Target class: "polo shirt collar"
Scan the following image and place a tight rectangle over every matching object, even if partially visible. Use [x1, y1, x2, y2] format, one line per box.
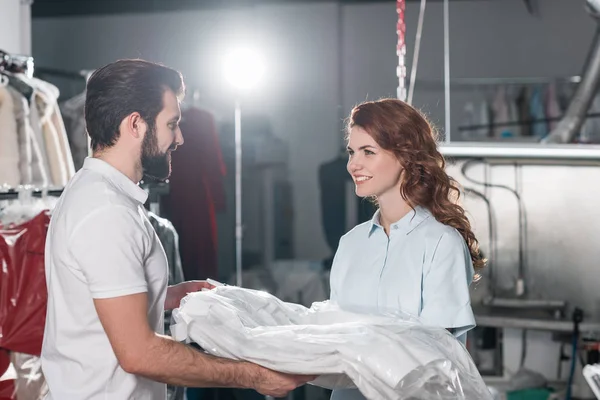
[368, 205, 432, 236]
[82, 157, 148, 204]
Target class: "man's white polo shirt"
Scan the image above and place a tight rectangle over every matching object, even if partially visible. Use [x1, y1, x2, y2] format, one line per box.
[41, 157, 169, 399]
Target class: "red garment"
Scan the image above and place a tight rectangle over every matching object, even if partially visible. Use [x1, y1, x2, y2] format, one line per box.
[0, 212, 50, 357]
[0, 381, 15, 400]
[164, 108, 226, 280]
[0, 348, 14, 400]
[0, 373, 15, 400]
[0, 349, 9, 378]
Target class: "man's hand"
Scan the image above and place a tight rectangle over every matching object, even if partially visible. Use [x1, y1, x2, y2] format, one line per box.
[252, 366, 316, 398]
[165, 281, 215, 310]
[94, 290, 316, 390]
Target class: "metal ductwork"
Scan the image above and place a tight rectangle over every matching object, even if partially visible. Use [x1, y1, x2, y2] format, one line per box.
[543, 0, 600, 143]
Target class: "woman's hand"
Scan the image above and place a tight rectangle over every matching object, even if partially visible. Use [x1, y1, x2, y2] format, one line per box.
[164, 280, 215, 310]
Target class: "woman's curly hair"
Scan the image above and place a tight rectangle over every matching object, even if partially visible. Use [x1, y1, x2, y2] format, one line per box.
[348, 98, 485, 275]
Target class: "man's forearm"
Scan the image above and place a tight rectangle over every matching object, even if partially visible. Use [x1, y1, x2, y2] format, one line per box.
[127, 334, 258, 388]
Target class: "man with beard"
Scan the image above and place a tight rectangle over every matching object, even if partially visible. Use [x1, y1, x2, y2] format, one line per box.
[41, 59, 314, 399]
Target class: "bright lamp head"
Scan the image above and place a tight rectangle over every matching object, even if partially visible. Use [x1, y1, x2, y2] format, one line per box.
[223, 48, 265, 91]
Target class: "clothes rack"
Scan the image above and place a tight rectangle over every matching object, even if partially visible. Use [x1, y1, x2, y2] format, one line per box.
[1, 51, 79, 187]
[0, 49, 34, 76]
[459, 112, 600, 132]
[35, 66, 91, 81]
[449, 76, 581, 86]
[0, 188, 64, 201]
[413, 75, 581, 92]
[0, 182, 169, 204]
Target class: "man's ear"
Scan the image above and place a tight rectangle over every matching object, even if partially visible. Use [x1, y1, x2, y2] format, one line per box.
[126, 112, 147, 140]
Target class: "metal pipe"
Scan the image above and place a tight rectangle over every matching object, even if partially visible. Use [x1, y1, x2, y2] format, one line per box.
[407, 0, 427, 105]
[440, 142, 600, 163]
[543, 0, 600, 143]
[337, 1, 345, 145]
[443, 0, 451, 142]
[235, 100, 243, 287]
[262, 169, 274, 271]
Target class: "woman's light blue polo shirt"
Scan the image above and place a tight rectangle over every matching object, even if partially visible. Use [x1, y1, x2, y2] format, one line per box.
[329, 206, 476, 400]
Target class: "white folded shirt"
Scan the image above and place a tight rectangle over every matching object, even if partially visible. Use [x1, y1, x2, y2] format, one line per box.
[171, 286, 491, 400]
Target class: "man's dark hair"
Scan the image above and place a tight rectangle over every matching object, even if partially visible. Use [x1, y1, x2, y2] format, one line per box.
[85, 59, 185, 152]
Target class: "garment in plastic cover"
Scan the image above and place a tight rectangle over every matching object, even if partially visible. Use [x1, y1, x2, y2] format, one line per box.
[0, 211, 50, 356]
[9, 352, 48, 400]
[171, 286, 492, 400]
[0, 348, 15, 400]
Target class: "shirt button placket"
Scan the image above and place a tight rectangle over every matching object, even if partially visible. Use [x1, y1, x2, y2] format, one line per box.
[377, 231, 391, 308]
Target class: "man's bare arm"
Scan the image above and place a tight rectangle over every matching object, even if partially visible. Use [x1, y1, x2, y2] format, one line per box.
[94, 293, 312, 397]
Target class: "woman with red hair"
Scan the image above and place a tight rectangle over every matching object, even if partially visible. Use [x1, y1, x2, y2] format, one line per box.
[329, 99, 485, 400]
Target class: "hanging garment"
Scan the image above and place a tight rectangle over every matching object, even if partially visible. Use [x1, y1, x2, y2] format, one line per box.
[9, 352, 48, 400]
[148, 212, 185, 288]
[545, 82, 562, 132]
[60, 92, 89, 171]
[38, 79, 74, 175]
[8, 85, 33, 185]
[508, 89, 522, 137]
[171, 286, 492, 400]
[0, 348, 17, 400]
[319, 156, 376, 262]
[148, 212, 186, 400]
[5, 77, 51, 187]
[163, 107, 226, 281]
[491, 86, 512, 138]
[558, 81, 576, 113]
[478, 99, 492, 138]
[516, 87, 531, 137]
[35, 89, 65, 186]
[25, 83, 51, 187]
[0, 211, 50, 357]
[31, 78, 75, 187]
[460, 102, 478, 141]
[529, 86, 548, 139]
[0, 349, 11, 381]
[147, 211, 185, 332]
[0, 348, 15, 400]
[579, 93, 600, 143]
[6, 73, 70, 187]
[0, 84, 20, 187]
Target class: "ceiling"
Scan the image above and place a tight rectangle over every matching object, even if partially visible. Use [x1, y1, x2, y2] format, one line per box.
[31, 0, 493, 18]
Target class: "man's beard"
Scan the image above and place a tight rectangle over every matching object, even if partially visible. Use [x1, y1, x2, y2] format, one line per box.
[141, 125, 173, 181]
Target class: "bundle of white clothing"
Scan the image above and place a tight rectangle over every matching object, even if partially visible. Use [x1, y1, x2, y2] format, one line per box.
[0, 75, 75, 188]
[171, 286, 492, 400]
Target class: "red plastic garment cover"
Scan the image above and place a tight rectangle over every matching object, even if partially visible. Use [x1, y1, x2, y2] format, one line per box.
[164, 108, 226, 281]
[0, 211, 50, 357]
[0, 348, 15, 400]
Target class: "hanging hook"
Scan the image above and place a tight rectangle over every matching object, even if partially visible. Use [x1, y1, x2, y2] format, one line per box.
[40, 184, 48, 202]
[17, 185, 34, 205]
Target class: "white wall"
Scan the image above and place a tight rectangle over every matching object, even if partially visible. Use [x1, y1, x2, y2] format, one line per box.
[0, 0, 31, 54]
[0, 0, 21, 53]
